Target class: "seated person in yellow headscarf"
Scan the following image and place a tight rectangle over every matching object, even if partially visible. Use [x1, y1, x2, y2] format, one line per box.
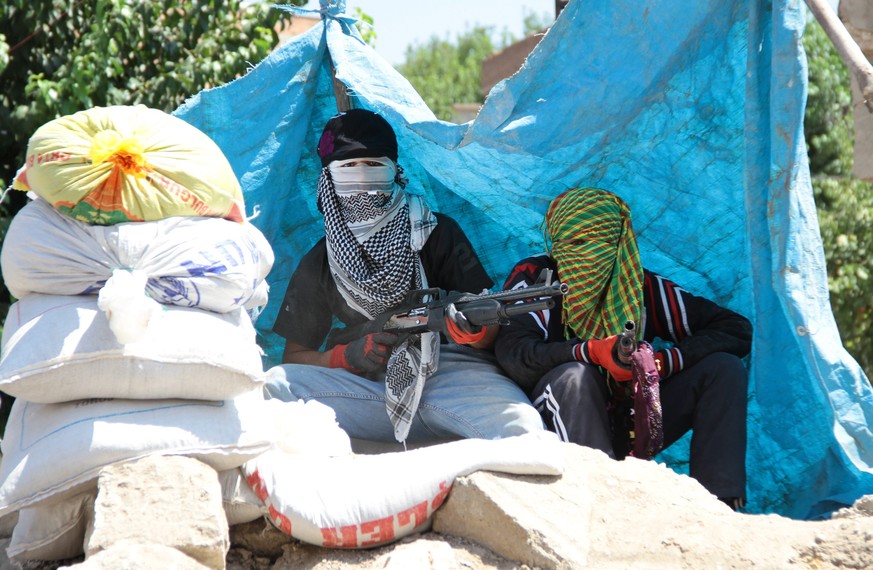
[494, 187, 752, 510]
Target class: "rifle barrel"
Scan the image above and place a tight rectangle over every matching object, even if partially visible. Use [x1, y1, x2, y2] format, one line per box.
[454, 283, 567, 305]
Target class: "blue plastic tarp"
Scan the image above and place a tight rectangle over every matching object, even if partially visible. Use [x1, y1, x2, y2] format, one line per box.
[174, 0, 873, 519]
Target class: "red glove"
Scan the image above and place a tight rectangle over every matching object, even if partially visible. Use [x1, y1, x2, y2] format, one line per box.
[576, 336, 633, 382]
[444, 303, 486, 345]
[329, 332, 401, 373]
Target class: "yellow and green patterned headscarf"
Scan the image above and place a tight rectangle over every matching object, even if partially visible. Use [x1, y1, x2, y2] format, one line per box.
[545, 187, 643, 340]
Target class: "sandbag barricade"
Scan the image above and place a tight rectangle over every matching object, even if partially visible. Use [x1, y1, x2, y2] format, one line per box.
[242, 428, 565, 549]
[0, 294, 265, 403]
[0, 394, 273, 516]
[0, 105, 277, 562]
[6, 490, 97, 562]
[11, 105, 245, 225]
[0, 394, 276, 564]
[2, 197, 272, 314]
[219, 468, 267, 527]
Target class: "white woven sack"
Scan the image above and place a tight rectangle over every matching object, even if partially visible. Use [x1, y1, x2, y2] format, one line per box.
[7, 489, 96, 562]
[219, 468, 266, 527]
[0, 293, 264, 403]
[0, 391, 273, 518]
[0, 197, 273, 314]
[242, 431, 565, 548]
[0, 510, 17, 539]
[220, 397, 354, 528]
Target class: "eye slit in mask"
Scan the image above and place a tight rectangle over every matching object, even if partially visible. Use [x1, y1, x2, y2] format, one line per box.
[339, 160, 385, 167]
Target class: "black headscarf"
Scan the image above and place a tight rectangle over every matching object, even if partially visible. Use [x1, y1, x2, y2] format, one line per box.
[317, 109, 398, 168]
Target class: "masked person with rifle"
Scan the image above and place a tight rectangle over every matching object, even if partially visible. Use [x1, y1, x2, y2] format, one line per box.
[266, 109, 544, 445]
[494, 187, 752, 510]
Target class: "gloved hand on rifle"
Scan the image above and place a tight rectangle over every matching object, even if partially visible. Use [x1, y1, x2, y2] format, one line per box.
[329, 332, 402, 374]
[573, 336, 633, 381]
[444, 303, 487, 345]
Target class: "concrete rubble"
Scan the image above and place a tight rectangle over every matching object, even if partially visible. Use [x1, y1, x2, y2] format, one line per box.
[1, 442, 873, 569]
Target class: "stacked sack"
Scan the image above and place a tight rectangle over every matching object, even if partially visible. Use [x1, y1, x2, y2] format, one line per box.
[0, 105, 277, 562]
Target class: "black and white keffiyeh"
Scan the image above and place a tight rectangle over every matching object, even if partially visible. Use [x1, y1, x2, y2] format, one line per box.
[318, 158, 438, 443]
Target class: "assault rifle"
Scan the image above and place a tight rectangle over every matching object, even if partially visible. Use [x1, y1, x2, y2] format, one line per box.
[327, 269, 568, 347]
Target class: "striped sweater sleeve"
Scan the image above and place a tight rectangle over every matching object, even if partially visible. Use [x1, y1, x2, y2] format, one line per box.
[642, 270, 752, 377]
[494, 256, 580, 393]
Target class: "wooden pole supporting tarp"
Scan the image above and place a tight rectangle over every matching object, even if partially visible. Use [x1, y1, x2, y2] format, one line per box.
[805, 0, 873, 113]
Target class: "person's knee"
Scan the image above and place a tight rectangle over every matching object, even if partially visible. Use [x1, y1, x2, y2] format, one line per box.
[705, 352, 747, 375]
[416, 399, 544, 440]
[693, 352, 748, 406]
[539, 362, 607, 409]
[263, 364, 304, 401]
[504, 402, 547, 436]
[543, 362, 603, 393]
[478, 404, 544, 439]
[701, 352, 747, 385]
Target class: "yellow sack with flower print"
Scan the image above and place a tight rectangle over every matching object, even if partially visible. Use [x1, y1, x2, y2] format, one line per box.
[12, 105, 245, 225]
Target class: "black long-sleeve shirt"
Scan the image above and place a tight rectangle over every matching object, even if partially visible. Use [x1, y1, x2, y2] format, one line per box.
[273, 213, 493, 350]
[494, 255, 753, 393]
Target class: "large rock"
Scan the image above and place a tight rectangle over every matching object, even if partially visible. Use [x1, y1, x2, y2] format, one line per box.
[11, 442, 873, 569]
[227, 529, 516, 570]
[63, 543, 208, 569]
[83, 455, 229, 569]
[433, 443, 873, 569]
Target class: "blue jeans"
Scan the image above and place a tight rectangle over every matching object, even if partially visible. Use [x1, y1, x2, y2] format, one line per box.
[264, 344, 544, 442]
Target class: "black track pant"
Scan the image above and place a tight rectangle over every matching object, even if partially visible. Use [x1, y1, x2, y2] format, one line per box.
[530, 352, 748, 501]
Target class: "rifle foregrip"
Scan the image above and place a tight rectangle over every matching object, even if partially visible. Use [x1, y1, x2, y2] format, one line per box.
[447, 283, 566, 306]
[481, 283, 567, 304]
[460, 298, 556, 326]
[501, 299, 555, 318]
[456, 299, 504, 326]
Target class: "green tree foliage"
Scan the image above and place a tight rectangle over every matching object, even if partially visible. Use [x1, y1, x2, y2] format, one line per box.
[398, 26, 508, 121]
[804, 18, 854, 175]
[395, 10, 550, 122]
[815, 177, 873, 375]
[803, 17, 873, 378]
[522, 11, 551, 36]
[0, 33, 8, 75]
[0, 0, 303, 195]
[352, 7, 376, 47]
